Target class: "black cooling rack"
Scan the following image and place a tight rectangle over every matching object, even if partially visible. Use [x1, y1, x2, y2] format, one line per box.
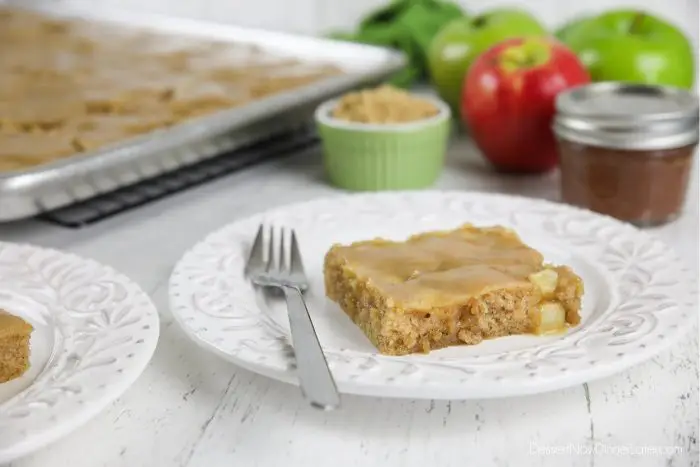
[39, 128, 318, 228]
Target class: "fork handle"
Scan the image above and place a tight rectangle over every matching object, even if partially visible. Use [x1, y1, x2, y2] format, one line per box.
[281, 285, 340, 410]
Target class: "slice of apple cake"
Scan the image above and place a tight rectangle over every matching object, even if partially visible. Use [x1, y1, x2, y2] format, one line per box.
[323, 224, 583, 356]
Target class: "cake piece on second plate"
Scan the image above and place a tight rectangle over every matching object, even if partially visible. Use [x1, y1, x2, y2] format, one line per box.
[323, 224, 584, 356]
[0, 309, 33, 383]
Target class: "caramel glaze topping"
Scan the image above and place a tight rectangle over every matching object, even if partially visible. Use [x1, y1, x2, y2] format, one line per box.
[327, 224, 545, 309]
[0, 7, 341, 172]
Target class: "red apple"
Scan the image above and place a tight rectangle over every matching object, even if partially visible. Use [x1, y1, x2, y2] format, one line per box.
[461, 37, 590, 173]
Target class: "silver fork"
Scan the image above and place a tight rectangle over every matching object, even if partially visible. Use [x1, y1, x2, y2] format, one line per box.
[244, 224, 340, 410]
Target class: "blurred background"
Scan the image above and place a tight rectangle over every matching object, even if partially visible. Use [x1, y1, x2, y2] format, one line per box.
[1, 0, 697, 225]
[52, 0, 699, 47]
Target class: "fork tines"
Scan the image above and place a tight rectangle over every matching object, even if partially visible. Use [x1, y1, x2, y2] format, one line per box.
[244, 224, 303, 276]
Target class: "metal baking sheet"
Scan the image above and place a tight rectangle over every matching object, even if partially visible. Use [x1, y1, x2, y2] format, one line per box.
[0, 2, 406, 222]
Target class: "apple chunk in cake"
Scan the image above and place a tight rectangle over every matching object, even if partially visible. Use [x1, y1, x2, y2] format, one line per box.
[323, 224, 584, 356]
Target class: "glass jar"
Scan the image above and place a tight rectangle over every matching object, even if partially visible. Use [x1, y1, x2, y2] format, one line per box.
[553, 82, 699, 226]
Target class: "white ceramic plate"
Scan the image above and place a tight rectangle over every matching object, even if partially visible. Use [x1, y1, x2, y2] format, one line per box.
[169, 191, 696, 400]
[0, 243, 159, 463]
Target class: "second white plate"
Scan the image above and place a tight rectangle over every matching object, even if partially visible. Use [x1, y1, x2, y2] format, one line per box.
[168, 191, 695, 400]
[0, 243, 160, 463]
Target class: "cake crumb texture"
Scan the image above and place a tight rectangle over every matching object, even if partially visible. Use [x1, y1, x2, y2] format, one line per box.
[0, 309, 33, 383]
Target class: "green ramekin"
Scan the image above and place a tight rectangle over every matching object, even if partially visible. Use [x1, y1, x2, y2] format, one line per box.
[314, 94, 451, 191]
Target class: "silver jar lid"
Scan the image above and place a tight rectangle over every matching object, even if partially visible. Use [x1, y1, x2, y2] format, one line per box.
[553, 82, 699, 151]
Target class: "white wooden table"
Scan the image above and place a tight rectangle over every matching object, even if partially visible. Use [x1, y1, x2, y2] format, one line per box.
[2, 137, 698, 467]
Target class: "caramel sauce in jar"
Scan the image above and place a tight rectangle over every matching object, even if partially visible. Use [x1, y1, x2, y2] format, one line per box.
[553, 83, 698, 226]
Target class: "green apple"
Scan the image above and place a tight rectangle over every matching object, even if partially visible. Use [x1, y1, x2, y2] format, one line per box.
[554, 16, 592, 43]
[558, 10, 695, 89]
[427, 8, 547, 113]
